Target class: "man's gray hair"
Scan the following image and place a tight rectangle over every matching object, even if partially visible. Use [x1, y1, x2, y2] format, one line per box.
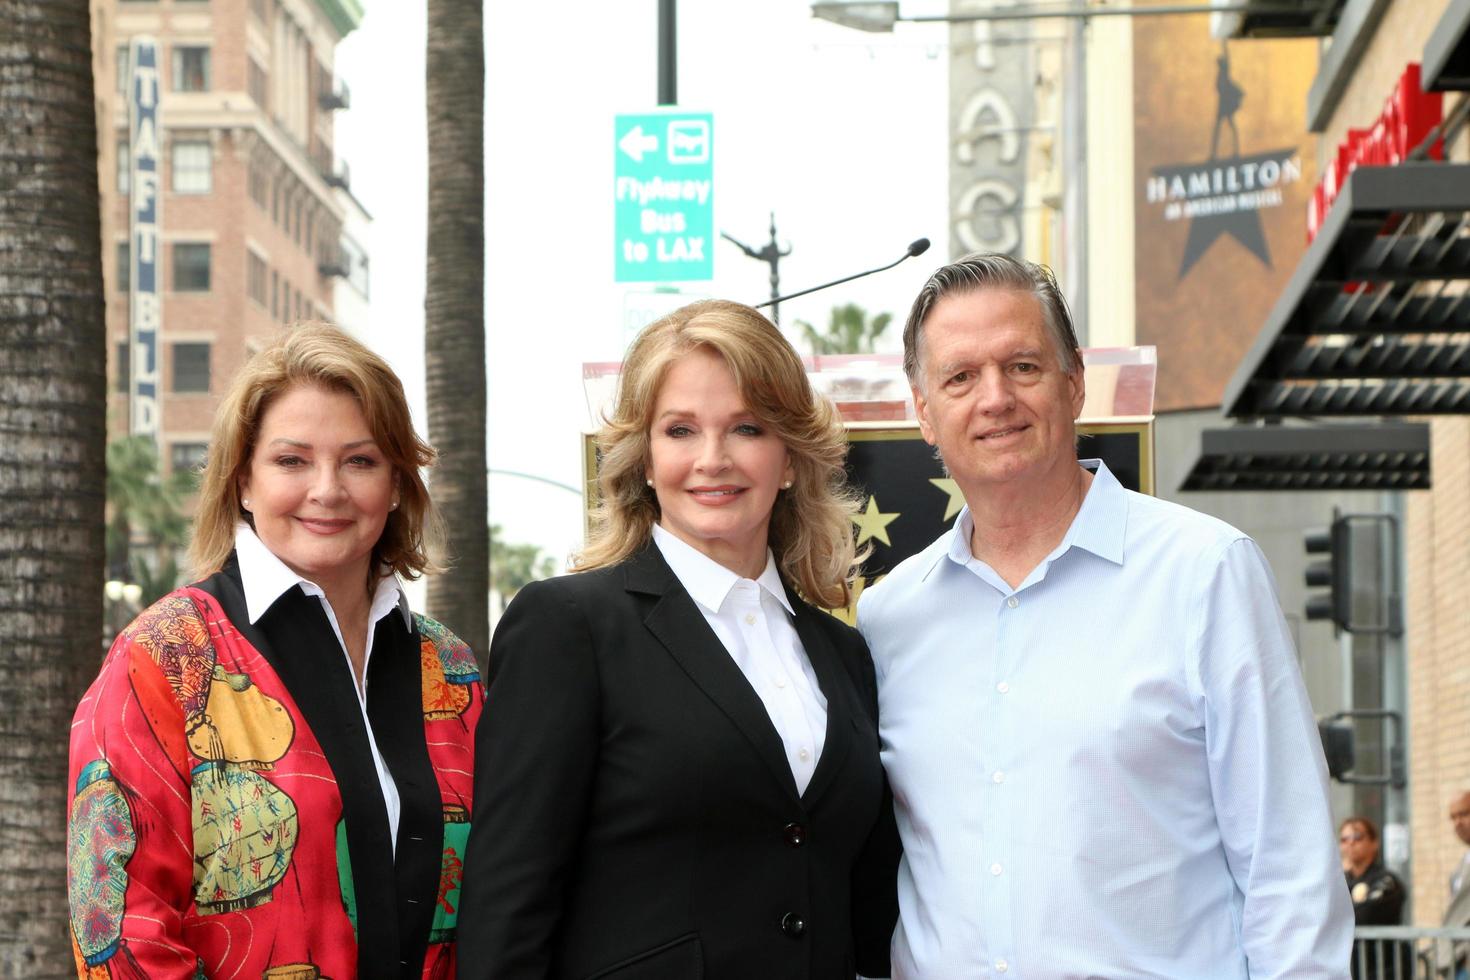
[902, 252, 1081, 385]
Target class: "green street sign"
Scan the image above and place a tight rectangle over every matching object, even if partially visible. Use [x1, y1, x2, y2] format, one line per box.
[614, 111, 713, 283]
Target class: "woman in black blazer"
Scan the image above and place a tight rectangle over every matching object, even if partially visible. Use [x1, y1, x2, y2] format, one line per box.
[457, 300, 897, 979]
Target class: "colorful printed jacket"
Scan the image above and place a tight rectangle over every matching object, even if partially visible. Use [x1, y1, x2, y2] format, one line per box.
[67, 563, 483, 979]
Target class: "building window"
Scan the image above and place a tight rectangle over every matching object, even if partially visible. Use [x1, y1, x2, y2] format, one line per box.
[173, 243, 211, 292]
[172, 46, 211, 92]
[116, 45, 130, 95]
[172, 342, 210, 393]
[271, 178, 280, 224]
[171, 140, 211, 194]
[170, 442, 208, 475]
[117, 139, 129, 193]
[341, 234, 369, 298]
[115, 342, 129, 394]
[270, 270, 279, 319]
[247, 251, 267, 307]
[248, 159, 268, 209]
[247, 58, 267, 107]
[293, 200, 303, 245]
[116, 241, 130, 292]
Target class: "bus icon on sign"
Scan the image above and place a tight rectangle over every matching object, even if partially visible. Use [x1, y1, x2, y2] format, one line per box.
[667, 120, 709, 164]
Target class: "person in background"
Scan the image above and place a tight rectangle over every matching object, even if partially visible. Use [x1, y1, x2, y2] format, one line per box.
[457, 300, 898, 979]
[1343, 816, 1404, 924]
[67, 324, 483, 978]
[1446, 793, 1470, 925]
[858, 252, 1352, 979]
[1440, 792, 1470, 979]
[1341, 817, 1407, 979]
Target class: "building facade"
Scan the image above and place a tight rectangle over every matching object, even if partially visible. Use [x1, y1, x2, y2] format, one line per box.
[1286, 0, 1470, 924]
[91, 0, 364, 476]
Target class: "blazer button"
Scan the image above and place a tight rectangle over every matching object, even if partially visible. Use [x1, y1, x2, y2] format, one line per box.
[780, 912, 806, 938]
[783, 822, 806, 847]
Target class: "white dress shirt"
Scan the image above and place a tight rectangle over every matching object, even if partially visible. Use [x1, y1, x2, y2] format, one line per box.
[234, 523, 411, 851]
[857, 461, 1353, 980]
[652, 524, 827, 794]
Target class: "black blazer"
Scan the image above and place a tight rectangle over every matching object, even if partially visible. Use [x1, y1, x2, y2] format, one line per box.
[457, 544, 897, 980]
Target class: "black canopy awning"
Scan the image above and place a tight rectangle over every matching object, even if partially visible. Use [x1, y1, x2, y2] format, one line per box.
[1179, 422, 1430, 492]
[1221, 162, 1470, 419]
[1214, 0, 1347, 38]
[1425, 0, 1470, 92]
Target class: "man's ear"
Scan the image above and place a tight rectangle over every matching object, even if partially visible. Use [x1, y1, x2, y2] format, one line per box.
[913, 384, 937, 447]
[1068, 356, 1086, 420]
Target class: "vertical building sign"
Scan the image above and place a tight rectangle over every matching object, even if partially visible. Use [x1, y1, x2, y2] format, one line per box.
[949, 0, 1032, 258]
[128, 36, 162, 441]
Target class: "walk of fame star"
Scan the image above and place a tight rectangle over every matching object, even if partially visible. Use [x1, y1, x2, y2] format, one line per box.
[929, 478, 967, 521]
[851, 496, 901, 547]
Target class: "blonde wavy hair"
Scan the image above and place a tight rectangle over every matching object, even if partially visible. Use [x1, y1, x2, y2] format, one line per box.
[188, 322, 445, 583]
[575, 300, 865, 609]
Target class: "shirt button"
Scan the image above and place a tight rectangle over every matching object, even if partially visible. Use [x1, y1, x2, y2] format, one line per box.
[1006, 596, 1018, 609]
[798, 747, 810, 761]
[996, 681, 1010, 694]
[992, 770, 1005, 783]
[996, 959, 1009, 973]
[774, 675, 788, 689]
[744, 613, 756, 625]
[990, 862, 1003, 876]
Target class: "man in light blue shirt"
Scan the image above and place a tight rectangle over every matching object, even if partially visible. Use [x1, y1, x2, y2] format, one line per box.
[857, 252, 1352, 979]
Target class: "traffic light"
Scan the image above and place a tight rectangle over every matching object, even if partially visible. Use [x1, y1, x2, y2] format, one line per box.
[1317, 719, 1355, 781]
[1304, 512, 1351, 632]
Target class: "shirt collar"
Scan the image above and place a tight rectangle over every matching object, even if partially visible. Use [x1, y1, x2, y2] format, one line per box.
[929, 459, 1127, 577]
[1060, 459, 1126, 565]
[651, 523, 794, 616]
[234, 522, 413, 628]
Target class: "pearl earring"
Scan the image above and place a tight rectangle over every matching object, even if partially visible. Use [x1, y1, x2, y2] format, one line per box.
[390, 500, 400, 510]
[646, 478, 654, 487]
[781, 481, 792, 490]
[241, 498, 251, 509]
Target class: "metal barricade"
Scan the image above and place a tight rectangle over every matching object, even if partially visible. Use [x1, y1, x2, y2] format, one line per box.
[1353, 926, 1470, 979]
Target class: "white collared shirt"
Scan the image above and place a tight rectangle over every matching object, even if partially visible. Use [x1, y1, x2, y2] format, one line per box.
[858, 461, 1352, 979]
[235, 523, 411, 851]
[652, 523, 827, 794]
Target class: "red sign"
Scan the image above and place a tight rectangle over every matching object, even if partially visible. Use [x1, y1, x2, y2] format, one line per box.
[1307, 63, 1443, 241]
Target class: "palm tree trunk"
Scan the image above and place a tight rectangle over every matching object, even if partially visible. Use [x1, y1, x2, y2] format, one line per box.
[0, 0, 108, 971]
[425, 0, 488, 663]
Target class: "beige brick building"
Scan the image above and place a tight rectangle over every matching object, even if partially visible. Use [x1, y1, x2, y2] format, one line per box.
[91, 0, 363, 476]
[1263, 0, 1470, 924]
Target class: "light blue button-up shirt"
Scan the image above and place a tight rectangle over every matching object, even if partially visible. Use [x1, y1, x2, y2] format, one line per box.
[857, 461, 1352, 979]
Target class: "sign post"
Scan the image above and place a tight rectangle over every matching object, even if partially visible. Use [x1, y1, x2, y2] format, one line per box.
[614, 111, 713, 283]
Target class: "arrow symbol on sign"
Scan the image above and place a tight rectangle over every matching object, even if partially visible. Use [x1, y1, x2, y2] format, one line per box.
[619, 124, 659, 163]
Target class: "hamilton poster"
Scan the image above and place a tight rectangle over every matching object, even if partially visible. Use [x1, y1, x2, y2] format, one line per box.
[1133, 17, 1318, 411]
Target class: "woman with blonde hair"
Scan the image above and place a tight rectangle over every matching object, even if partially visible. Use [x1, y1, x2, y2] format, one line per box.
[67, 323, 482, 978]
[458, 300, 897, 978]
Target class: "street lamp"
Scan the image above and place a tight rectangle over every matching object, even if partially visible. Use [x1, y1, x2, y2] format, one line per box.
[810, 2, 899, 31]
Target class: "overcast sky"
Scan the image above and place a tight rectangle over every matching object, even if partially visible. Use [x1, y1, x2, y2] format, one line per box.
[334, 0, 951, 566]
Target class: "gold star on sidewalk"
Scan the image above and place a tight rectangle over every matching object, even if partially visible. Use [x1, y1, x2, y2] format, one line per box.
[930, 478, 967, 521]
[852, 495, 900, 547]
